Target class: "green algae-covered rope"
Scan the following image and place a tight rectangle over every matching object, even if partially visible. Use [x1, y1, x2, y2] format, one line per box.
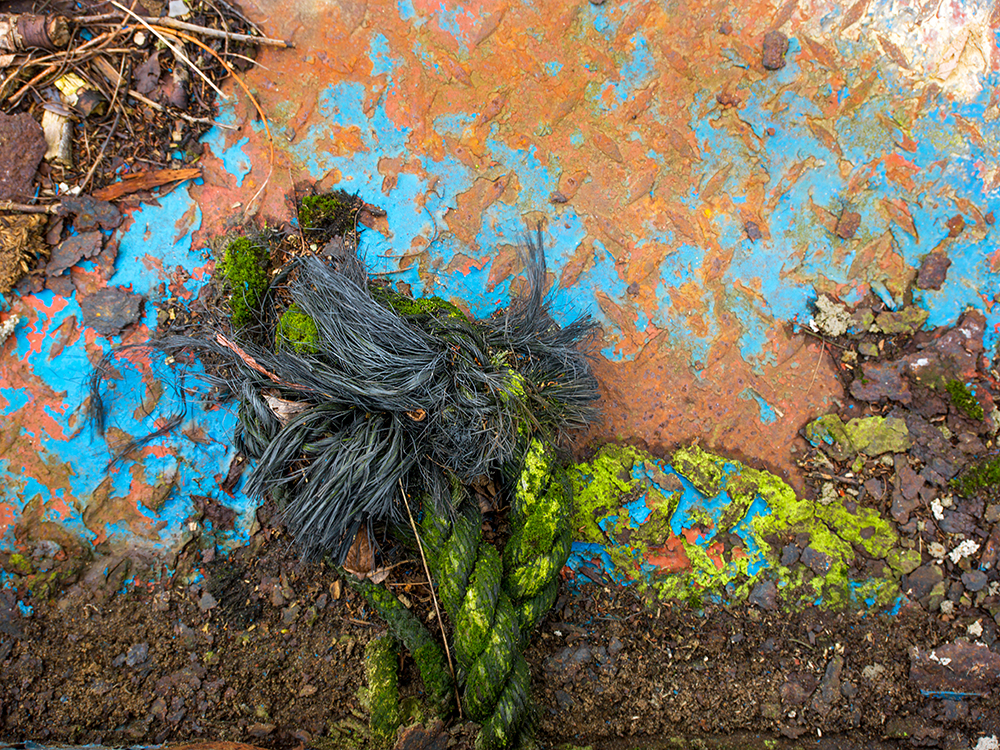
[421, 494, 531, 750]
[418, 437, 572, 748]
[357, 436, 573, 749]
[504, 439, 574, 640]
[365, 635, 401, 748]
[350, 575, 454, 717]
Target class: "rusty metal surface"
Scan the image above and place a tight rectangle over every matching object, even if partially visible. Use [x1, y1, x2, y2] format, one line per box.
[3, 0, 1000, 570]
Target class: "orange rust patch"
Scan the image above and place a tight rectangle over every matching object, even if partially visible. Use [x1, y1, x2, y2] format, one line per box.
[646, 535, 691, 573]
[707, 540, 726, 570]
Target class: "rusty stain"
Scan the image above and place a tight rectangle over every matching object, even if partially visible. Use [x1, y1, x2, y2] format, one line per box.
[4, 0, 1000, 568]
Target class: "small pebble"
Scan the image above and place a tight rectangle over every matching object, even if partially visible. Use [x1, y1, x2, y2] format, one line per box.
[762, 30, 789, 70]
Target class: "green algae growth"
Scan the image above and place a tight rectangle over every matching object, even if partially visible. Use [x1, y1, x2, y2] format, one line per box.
[569, 443, 902, 610]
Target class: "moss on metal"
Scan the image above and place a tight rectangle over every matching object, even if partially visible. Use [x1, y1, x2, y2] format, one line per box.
[569, 443, 901, 610]
[299, 189, 358, 237]
[220, 236, 269, 327]
[804, 414, 911, 460]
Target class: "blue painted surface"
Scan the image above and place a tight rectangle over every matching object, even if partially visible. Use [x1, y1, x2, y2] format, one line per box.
[0, 185, 255, 573]
[2, 1, 999, 604]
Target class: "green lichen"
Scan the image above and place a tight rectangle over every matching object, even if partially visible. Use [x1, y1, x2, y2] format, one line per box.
[276, 304, 320, 353]
[3, 553, 81, 599]
[672, 445, 724, 497]
[220, 237, 269, 328]
[874, 306, 929, 335]
[5, 553, 32, 575]
[946, 379, 984, 420]
[569, 442, 902, 610]
[953, 455, 1000, 497]
[299, 190, 358, 236]
[804, 414, 910, 460]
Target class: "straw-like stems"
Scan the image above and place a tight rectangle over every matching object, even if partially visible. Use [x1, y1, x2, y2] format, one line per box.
[110, 1, 228, 100]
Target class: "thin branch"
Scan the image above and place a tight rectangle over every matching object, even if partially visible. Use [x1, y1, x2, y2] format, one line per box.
[7, 28, 129, 105]
[137, 15, 291, 47]
[398, 478, 463, 719]
[74, 13, 290, 47]
[0, 201, 59, 213]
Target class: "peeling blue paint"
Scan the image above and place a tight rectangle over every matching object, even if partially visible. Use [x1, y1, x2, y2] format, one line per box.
[598, 35, 656, 111]
[740, 388, 779, 424]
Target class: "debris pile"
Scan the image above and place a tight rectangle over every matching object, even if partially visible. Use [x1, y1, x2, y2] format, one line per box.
[802, 296, 1000, 647]
[90, 195, 602, 748]
[0, 1, 287, 299]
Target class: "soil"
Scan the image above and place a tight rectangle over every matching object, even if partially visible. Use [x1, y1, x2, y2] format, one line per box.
[1, 498, 998, 750]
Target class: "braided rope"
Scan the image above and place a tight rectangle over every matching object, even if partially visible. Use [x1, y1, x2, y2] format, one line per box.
[358, 437, 573, 749]
[421, 497, 531, 750]
[350, 575, 454, 717]
[504, 439, 574, 639]
[364, 634, 401, 748]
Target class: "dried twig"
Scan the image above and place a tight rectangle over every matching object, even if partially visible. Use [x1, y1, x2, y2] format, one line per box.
[111, 1, 228, 100]
[0, 201, 59, 213]
[214, 332, 313, 392]
[7, 27, 129, 105]
[74, 13, 290, 47]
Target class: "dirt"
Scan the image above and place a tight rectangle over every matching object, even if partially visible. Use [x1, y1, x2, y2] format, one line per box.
[1, 498, 998, 750]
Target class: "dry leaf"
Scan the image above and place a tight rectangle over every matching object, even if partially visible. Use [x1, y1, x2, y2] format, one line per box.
[264, 392, 310, 425]
[368, 568, 391, 585]
[342, 527, 375, 579]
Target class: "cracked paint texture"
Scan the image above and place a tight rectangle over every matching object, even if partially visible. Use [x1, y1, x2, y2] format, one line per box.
[3, 0, 1000, 587]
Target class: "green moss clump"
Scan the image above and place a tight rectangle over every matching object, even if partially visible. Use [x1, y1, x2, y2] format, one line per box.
[299, 190, 358, 236]
[276, 304, 320, 353]
[220, 237, 269, 327]
[953, 455, 1000, 496]
[371, 286, 467, 323]
[946, 379, 984, 420]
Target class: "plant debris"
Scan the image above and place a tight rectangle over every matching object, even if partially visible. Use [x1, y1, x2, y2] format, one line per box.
[0, 0, 290, 295]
